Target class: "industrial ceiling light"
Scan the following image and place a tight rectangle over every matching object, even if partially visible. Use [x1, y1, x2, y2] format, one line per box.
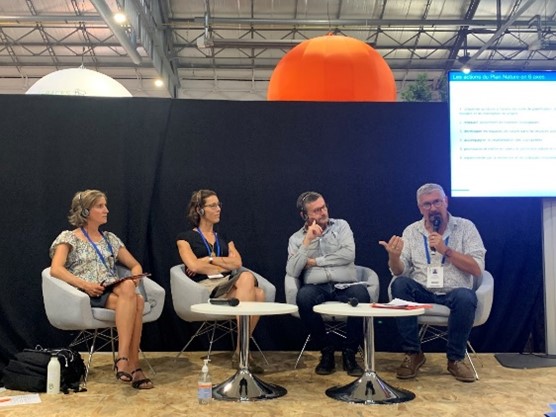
[113, 12, 127, 24]
[458, 54, 471, 74]
[457, 33, 472, 74]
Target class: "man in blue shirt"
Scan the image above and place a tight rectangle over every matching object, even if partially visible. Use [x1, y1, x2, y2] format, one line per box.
[286, 191, 370, 376]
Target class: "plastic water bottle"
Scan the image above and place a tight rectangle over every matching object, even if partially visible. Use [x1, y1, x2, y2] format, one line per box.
[197, 359, 212, 405]
[46, 353, 61, 394]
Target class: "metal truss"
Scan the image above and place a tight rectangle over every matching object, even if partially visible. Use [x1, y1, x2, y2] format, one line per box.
[1, 0, 556, 98]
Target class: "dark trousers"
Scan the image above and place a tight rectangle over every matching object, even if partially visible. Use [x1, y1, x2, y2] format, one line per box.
[390, 276, 477, 361]
[296, 282, 371, 352]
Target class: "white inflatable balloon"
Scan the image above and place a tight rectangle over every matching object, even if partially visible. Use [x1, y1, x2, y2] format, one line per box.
[26, 67, 132, 97]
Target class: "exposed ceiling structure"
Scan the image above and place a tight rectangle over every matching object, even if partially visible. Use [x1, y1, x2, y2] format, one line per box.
[1, 0, 555, 100]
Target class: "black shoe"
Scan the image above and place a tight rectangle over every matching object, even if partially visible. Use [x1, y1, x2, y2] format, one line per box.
[342, 349, 364, 377]
[315, 348, 335, 375]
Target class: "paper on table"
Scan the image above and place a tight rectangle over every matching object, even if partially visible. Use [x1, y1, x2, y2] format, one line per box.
[207, 273, 225, 279]
[372, 298, 433, 310]
[334, 282, 372, 290]
[0, 393, 41, 407]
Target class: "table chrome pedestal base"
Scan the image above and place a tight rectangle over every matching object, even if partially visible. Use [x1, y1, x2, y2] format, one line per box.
[213, 369, 287, 401]
[325, 370, 415, 404]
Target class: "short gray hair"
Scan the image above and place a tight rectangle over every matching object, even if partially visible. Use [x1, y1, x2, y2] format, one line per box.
[416, 183, 446, 203]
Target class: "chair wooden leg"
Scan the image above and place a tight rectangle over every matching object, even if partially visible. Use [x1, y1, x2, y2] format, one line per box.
[140, 349, 156, 375]
[465, 349, 479, 380]
[84, 329, 99, 386]
[420, 324, 480, 380]
[109, 327, 116, 364]
[175, 321, 213, 360]
[295, 334, 312, 369]
[250, 336, 269, 365]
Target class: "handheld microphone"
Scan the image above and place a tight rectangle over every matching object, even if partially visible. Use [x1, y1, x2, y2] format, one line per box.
[430, 215, 442, 254]
[341, 297, 359, 307]
[209, 298, 239, 306]
[432, 215, 442, 233]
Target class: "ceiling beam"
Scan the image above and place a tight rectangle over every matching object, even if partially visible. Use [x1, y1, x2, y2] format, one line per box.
[467, 0, 538, 66]
[123, 0, 180, 98]
[0, 15, 104, 23]
[89, 0, 142, 65]
[178, 17, 556, 28]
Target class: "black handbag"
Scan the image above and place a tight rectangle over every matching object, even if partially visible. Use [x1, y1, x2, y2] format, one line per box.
[2, 346, 86, 393]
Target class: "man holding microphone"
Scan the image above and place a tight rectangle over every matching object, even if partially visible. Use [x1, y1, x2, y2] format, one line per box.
[379, 183, 486, 382]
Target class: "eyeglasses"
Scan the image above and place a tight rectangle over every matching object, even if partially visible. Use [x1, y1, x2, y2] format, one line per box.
[204, 202, 222, 209]
[308, 204, 328, 215]
[420, 199, 444, 210]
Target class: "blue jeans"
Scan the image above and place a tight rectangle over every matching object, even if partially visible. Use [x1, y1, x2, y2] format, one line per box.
[390, 276, 477, 361]
[296, 282, 371, 352]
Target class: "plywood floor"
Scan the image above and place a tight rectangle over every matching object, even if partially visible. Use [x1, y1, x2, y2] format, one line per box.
[1, 351, 555, 417]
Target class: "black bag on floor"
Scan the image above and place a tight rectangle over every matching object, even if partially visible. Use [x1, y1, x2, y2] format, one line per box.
[2, 346, 86, 393]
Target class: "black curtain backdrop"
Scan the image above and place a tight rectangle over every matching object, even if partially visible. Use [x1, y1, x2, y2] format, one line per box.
[0, 95, 544, 370]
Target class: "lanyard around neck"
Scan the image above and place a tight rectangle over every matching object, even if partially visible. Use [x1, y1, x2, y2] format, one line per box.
[81, 227, 116, 276]
[423, 235, 450, 265]
[196, 228, 220, 257]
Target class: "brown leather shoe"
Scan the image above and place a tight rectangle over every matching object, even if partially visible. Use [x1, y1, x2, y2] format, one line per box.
[396, 352, 426, 379]
[447, 359, 475, 382]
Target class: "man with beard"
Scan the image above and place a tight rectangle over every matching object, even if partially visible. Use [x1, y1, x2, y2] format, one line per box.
[379, 183, 486, 383]
[286, 191, 370, 376]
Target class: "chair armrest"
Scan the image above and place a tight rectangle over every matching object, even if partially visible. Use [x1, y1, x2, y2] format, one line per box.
[170, 264, 210, 305]
[41, 268, 94, 330]
[355, 266, 380, 302]
[474, 270, 494, 326]
[142, 277, 165, 321]
[285, 274, 300, 306]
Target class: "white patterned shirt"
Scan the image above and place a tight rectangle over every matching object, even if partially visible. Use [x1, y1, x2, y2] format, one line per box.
[396, 213, 486, 292]
[50, 230, 124, 284]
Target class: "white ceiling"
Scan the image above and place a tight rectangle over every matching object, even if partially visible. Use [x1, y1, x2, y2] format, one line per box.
[1, 0, 555, 100]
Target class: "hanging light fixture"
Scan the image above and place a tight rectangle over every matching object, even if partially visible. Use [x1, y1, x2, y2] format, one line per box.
[267, 34, 396, 102]
[458, 33, 472, 74]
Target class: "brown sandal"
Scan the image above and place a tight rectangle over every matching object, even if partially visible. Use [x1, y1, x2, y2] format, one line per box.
[131, 368, 153, 390]
[114, 357, 132, 382]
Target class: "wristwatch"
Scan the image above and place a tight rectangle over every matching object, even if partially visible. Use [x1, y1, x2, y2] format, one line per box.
[444, 248, 453, 258]
[209, 256, 214, 264]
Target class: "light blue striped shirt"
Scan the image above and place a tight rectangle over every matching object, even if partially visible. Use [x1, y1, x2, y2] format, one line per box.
[286, 219, 356, 285]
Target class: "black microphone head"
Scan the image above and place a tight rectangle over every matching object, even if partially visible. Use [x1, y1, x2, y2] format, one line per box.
[348, 298, 359, 307]
[431, 215, 442, 232]
[209, 297, 239, 306]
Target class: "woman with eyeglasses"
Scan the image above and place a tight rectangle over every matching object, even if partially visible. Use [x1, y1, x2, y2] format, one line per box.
[49, 189, 153, 389]
[176, 189, 266, 373]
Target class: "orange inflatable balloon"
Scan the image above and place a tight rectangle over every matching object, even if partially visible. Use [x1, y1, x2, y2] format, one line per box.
[267, 34, 396, 102]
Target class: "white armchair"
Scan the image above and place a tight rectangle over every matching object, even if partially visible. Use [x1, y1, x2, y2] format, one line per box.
[41, 267, 165, 382]
[170, 264, 276, 359]
[285, 265, 380, 368]
[416, 270, 494, 380]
